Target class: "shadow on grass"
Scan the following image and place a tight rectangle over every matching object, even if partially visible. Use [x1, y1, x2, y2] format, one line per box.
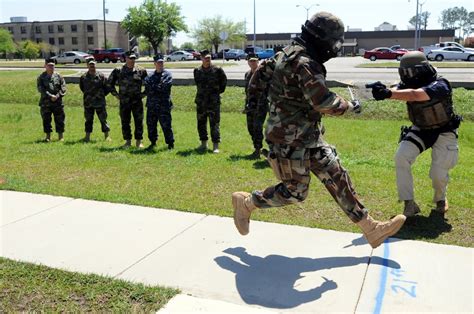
[97, 146, 129, 153]
[215, 247, 400, 309]
[130, 146, 169, 155]
[176, 148, 209, 157]
[63, 139, 97, 146]
[396, 210, 452, 241]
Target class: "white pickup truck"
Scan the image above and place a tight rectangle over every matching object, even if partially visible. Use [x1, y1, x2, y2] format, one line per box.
[419, 41, 474, 55]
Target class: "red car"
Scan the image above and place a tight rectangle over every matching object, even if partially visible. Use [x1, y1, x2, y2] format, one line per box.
[88, 49, 120, 63]
[363, 47, 407, 61]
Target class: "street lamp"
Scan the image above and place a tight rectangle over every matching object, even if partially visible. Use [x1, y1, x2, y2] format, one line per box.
[296, 3, 319, 20]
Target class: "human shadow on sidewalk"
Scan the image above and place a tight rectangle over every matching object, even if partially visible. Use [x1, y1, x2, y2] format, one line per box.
[396, 210, 452, 240]
[214, 247, 400, 309]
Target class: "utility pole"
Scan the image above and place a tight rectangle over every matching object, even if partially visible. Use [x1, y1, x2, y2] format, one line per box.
[414, 0, 419, 49]
[103, 0, 107, 50]
[253, 0, 256, 47]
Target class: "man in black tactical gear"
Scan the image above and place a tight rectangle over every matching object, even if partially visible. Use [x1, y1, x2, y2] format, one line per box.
[369, 51, 461, 216]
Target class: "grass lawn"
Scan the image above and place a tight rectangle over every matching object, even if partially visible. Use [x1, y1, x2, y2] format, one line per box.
[0, 70, 473, 310]
[0, 60, 237, 69]
[357, 61, 474, 68]
[0, 257, 178, 312]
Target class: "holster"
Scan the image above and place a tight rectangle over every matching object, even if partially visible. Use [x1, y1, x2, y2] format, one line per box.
[399, 125, 410, 143]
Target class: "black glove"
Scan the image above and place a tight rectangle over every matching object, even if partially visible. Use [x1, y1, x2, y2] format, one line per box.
[372, 87, 392, 101]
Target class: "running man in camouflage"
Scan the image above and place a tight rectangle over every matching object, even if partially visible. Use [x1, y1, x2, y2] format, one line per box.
[37, 58, 67, 142]
[232, 12, 406, 249]
[79, 58, 111, 142]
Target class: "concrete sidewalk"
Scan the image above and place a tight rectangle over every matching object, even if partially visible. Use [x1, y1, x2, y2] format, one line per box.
[1, 190, 472, 313]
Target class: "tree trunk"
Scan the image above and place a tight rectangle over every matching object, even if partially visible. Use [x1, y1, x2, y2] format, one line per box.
[214, 44, 218, 54]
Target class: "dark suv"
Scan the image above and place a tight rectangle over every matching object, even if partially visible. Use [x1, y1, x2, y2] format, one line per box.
[107, 48, 127, 62]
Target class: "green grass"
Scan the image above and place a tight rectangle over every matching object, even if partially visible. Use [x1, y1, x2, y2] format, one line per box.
[0, 257, 178, 312]
[357, 61, 474, 68]
[0, 70, 473, 309]
[0, 60, 237, 69]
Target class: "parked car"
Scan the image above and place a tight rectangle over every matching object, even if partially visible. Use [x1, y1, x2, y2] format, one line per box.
[257, 48, 275, 60]
[427, 47, 474, 61]
[363, 47, 407, 61]
[165, 51, 194, 61]
[224, 49, 247, 61]
[107, 48, 127, 62]
[419, 41, 474, 56]
[216, 49, 230, 59]
[88, 49, 120, 63]
[184, 49, 201, 60]
[51, 51, 92, 64]
[244, 46, 263, 55]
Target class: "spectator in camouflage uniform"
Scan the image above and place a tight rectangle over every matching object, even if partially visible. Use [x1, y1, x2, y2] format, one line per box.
[244, 53, 269, 158]
[79, 58, 111, 142]
[232, 12, 406, 249]
[193, 49, 227, 153]
[108, 51, 148, 148]
[144, 54, 174, 150]
[37, 58, 67, 142]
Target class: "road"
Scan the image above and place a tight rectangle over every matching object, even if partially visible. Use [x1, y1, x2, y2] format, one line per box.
[0, 57, 472, 84]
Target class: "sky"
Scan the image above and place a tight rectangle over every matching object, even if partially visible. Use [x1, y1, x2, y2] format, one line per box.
[1, 0, 472, 46]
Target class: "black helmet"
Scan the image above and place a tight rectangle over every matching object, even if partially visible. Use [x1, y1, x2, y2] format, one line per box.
[398, 51, 437, 88]
[299, 12, 345, 63]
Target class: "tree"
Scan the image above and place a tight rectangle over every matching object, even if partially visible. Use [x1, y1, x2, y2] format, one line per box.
[439, 6, 471, 39]
[0, 29, 15, 59]
[16, 40, 40, 60]
[138, 36, 153, 56]
[192, 15, 246, 53]
[180, 42, 195, 50]
[121, 0, 187, 54]
[409, 11, 431, 30]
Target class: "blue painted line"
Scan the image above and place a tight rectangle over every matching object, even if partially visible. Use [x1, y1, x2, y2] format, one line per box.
[373, 239, 390, 314]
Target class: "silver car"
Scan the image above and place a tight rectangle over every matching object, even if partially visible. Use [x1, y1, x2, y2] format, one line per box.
[427, 47, 474, 61]
[165, 51, 194, 61]
[51, 51, 91, 64]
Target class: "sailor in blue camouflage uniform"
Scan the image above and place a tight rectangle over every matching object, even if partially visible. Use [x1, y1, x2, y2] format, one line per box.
[36, 58, 67, 142]
[144, 54, 174, 150]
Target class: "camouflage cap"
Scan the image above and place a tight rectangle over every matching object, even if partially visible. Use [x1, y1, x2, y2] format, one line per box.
[125, 51, 137, 59]
[45, 58, 55, 65]
[85, 57, 96, 65]
[246, 52, 258, 61]
[200, 49, 211, 58]
[305, 11, 344, 41]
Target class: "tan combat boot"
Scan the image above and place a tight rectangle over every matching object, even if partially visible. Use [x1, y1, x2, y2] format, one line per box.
[212, 142, 220, 154]
[122, 140, 132, 148]
[44, 133, 51, 142]
[403, 200, 420, 217]
[136, 139, 144, 148]
[232, 192, 257, 235]
[104, 132, 111, 141]
[58, 133, 64, 142]
[198, 140, 208, 151]
[83, 132, 91, 143]
[357, 214, 406, 248]
[434, 199, 448, 214]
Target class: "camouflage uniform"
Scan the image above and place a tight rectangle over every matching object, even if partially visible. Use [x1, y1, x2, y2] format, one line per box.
[248, 44, 367, 223]
[79, 71, 110, 133]
[37, 71, 67, 133]
[244, 69, 268, 151]
[144, 69, 174, 146]
[193, 65, 227, 143]
[108, 65, 148, 140]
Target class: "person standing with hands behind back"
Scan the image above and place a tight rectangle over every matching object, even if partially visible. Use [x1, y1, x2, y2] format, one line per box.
[37, 58, 66, 142]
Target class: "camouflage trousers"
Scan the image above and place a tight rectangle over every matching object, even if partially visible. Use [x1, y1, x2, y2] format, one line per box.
[252, 141, 368, 223]
[119, 98, 143, 140]
[196, 103, 220, 143]
[40, 104, 65, 133]
[246, 109, 267, 150]
[84, 106, 110, 133]
[146, 106, 174, 145]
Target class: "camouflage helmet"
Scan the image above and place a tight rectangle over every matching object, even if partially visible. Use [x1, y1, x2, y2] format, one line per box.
[303, 12, 345, 56]
[398, 51, 437, 87]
